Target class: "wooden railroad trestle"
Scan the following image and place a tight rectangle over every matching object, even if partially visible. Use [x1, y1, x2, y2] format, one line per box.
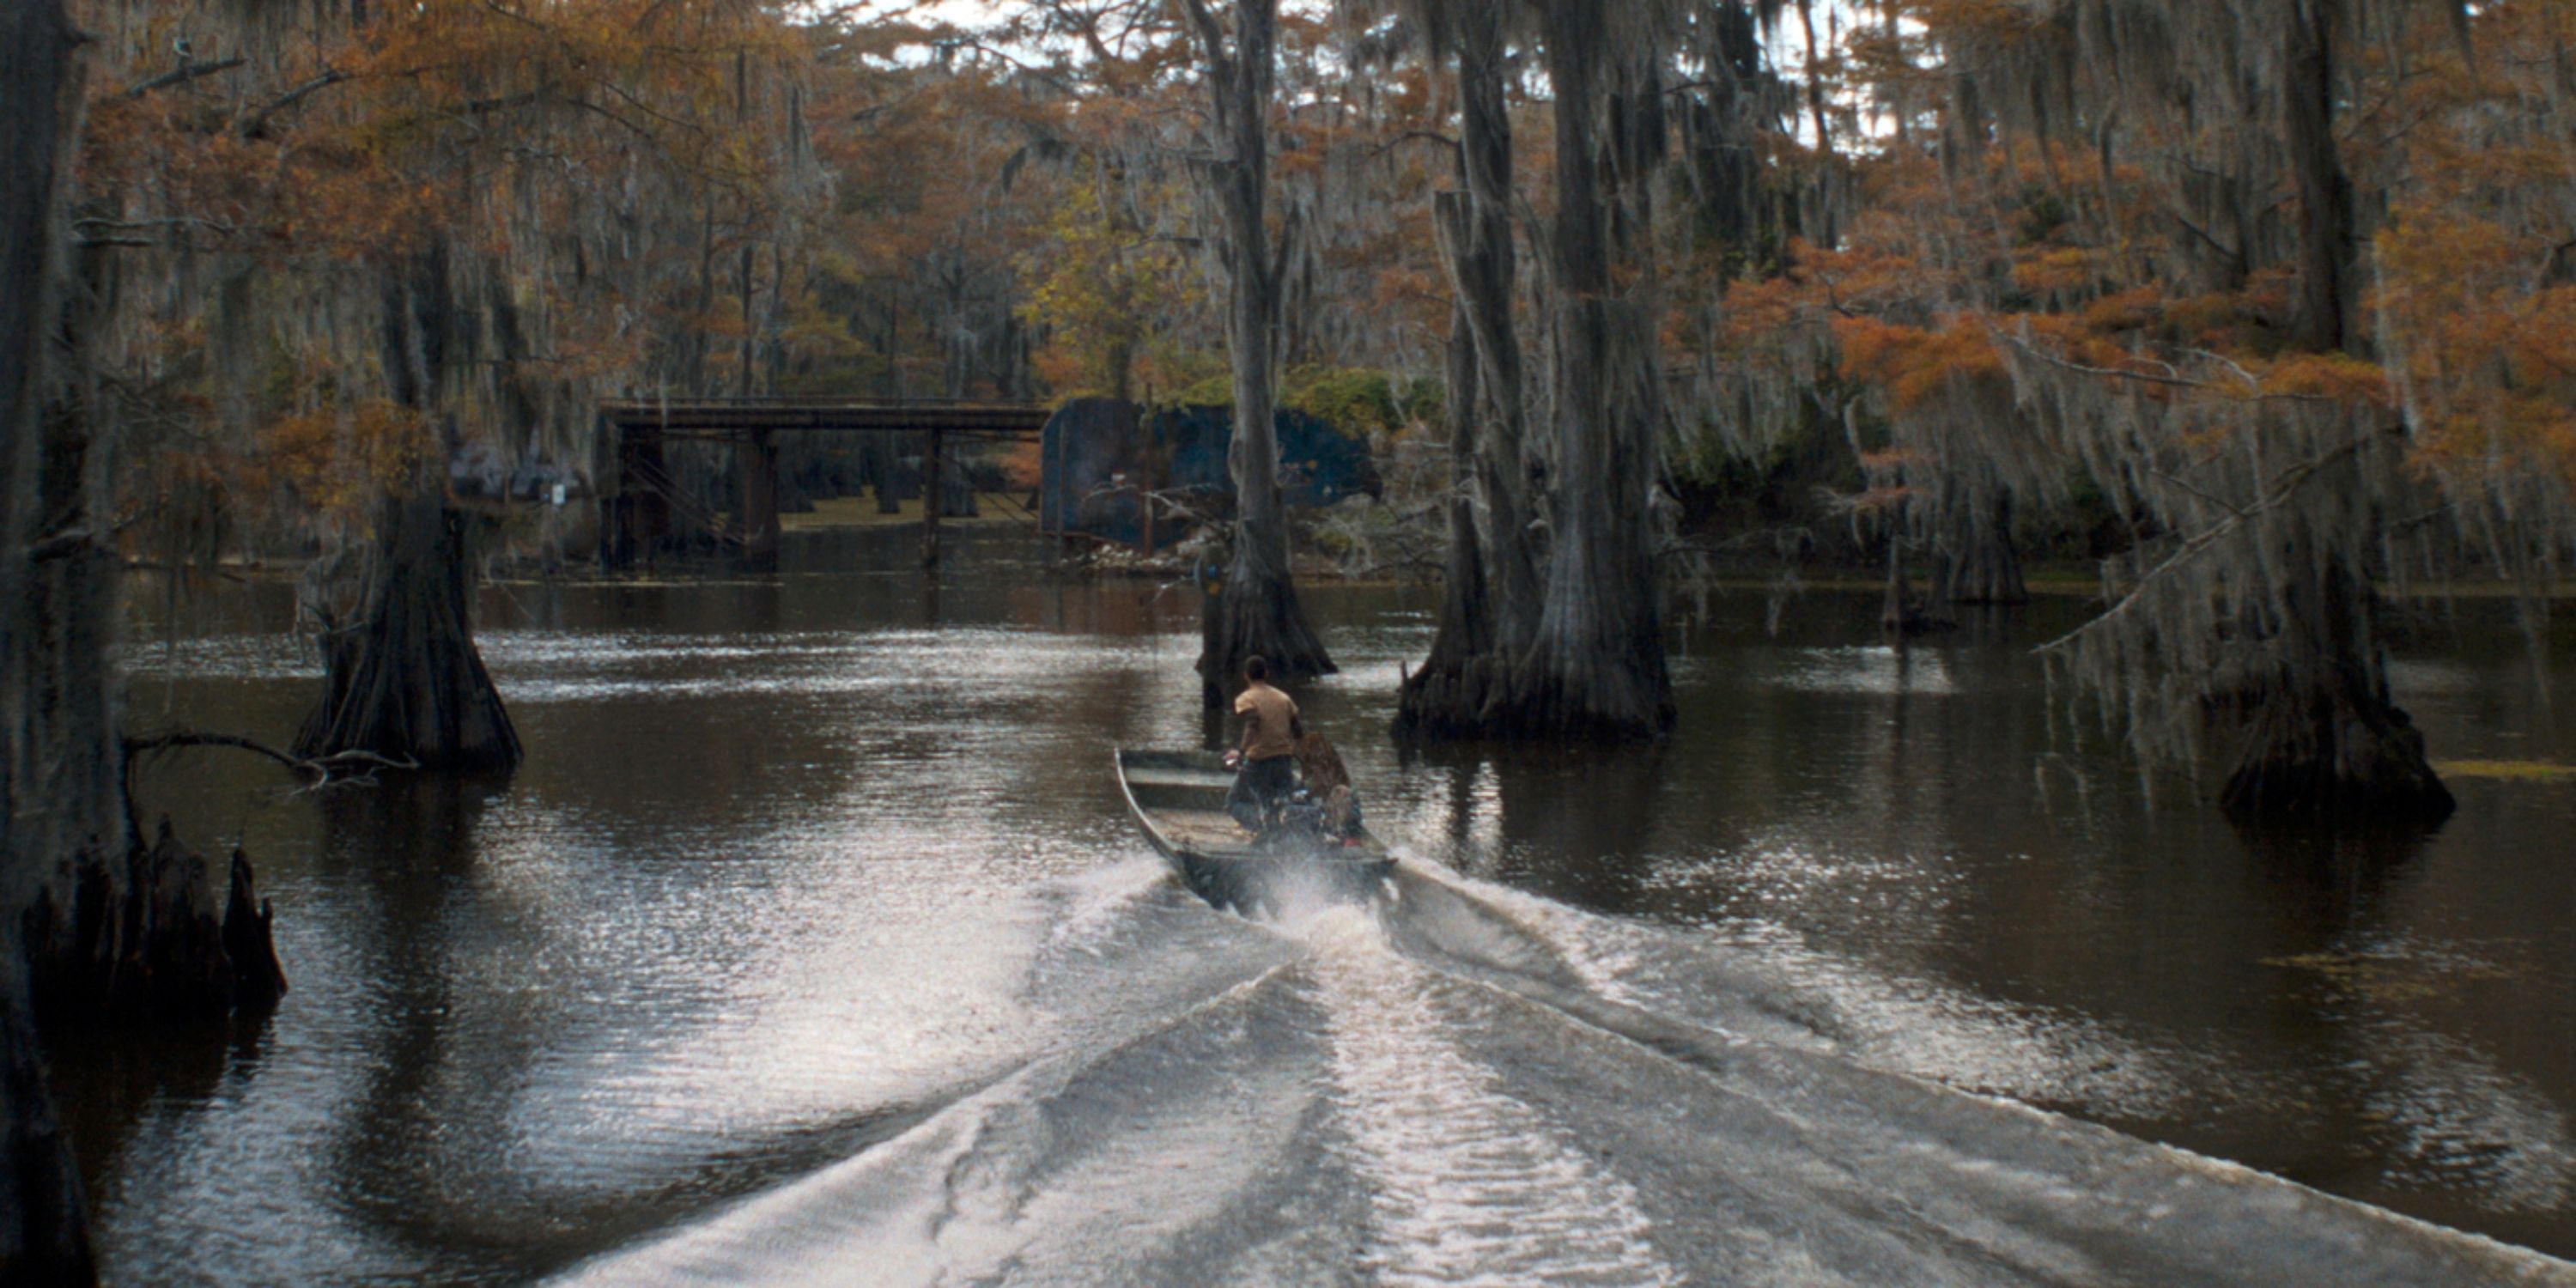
[598, 398, 1050, 570]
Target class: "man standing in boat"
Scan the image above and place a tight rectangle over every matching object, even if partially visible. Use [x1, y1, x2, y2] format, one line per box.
[1224, 655, 1300, 832]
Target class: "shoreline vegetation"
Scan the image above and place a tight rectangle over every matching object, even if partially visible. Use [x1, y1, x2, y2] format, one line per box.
[119, 508, 2576, 606]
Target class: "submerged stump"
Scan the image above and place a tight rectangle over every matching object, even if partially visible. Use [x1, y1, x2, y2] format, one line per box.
[23, 820, 287, 1025]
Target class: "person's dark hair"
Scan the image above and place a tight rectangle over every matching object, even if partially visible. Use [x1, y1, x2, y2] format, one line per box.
[1243, 655, 1269, 682]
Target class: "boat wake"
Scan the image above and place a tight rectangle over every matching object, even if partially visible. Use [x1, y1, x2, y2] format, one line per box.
[556, 854, 2576, 1288]
[1294, 904, 1677, 1286]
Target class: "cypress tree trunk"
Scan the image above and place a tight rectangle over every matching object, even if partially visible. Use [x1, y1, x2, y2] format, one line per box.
[1931, 487, 2028, 607]
[2283, 0, 2357, 355]
[0, 1, 100, 1277]
[297, 489, 522, 773]
[16, 405, 130, 972]
[1184, 0, 1333, 700]
[296, 255, 520, 772]
[2221, 5, 2417, 817]
[1398, 8, 1540, 737]
[4, 0, 289, 1041]
[1396, 304, 1502, 737]
[15, 263, 288, 1026]
[1497, 2, 1674, 740]
[1449, 9, 1540, 660]
[2219, 548, 2451, 821]
[0, 952, 90, 1286]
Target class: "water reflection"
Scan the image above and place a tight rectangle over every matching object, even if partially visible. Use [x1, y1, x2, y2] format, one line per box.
[64, 529, 2576, 1281]
[314, 775, 508, 1259]
[1490, 745, 1673, 912]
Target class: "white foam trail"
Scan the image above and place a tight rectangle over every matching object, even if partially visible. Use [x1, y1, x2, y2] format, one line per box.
[1395, 859, 1652, 1010]
[1294, 907, 1680, 1287]
[1039, 855, 1173, 957]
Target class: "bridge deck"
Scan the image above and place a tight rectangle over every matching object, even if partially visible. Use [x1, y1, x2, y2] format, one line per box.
[599, 398, 1056, 571]
[601, 399, 1050, 437]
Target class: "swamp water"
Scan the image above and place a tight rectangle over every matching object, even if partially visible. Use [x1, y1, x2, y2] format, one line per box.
[58, 525, 2576, 1285]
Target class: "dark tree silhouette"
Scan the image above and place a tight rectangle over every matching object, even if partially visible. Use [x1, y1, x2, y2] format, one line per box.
[2, 1, 102, 1279]
[1181, 0, 1335, 702]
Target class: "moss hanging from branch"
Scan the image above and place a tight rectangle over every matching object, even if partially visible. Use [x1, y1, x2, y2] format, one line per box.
[2009, 341, 2452, 818]
[1391, 0, 1542, 737]
[1489, 0, 1679, 742]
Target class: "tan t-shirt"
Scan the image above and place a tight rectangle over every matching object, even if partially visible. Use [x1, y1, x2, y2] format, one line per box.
[1234, 682, 1299, 762]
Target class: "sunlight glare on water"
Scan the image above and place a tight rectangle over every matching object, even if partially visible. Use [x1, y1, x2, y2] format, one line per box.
[69, 530, 2576, 1284]
[1287, 904, 1679, 1287]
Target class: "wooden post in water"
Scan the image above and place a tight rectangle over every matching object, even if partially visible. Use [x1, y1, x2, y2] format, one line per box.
[612, 421, 671, 570]
[741, 426, 781, 571]
[923, 428, 944, 569]
[608, 419, 637, 569]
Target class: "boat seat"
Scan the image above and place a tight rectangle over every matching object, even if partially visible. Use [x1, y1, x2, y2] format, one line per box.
[1121, 766, 1234, 791]
[1157, 807, 1255, 854]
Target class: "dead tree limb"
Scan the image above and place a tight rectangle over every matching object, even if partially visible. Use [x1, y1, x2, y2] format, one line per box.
[2033, 424, 2404, 657]
[123, 56, 246, 98]
[124, 731, 419, 783]
[239, 67, 348, 138]
[1992, 327, 2340, 405]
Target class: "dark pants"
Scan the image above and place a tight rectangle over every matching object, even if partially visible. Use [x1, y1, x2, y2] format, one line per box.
[1227, 755, 1298, 832]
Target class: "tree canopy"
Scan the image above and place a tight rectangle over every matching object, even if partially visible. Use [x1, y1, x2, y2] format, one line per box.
[35, 0, 2576, 793]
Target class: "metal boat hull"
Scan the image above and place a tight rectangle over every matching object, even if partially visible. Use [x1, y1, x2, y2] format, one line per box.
[1115, 749, 1394, 914]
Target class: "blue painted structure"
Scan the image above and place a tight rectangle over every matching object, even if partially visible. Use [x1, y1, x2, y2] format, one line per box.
[1039, 398, 1382, 550]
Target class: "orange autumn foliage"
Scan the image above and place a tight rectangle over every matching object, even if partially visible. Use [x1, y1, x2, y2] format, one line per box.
[1832, 316, 2008, 413]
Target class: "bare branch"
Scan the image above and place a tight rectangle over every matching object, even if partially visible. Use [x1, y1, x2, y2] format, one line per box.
[240, 67, 349, 139]
[1176, 0, 1225, 63]
[2034, 424, 2404, 656]
[124, 731, 420, 788]
[124, 57, 246, 99]
[1367, 129, 1457, 160]
[1993, 327, 2337, 405]
[2186, 347, 2267, 395]
[945, 39, 1084, 99]
[2166, 210, 2242, 265]
[75, 216, 239, 235]
[25, 527, 94, 561]
[125, 732, 307, 774]
[2145, 468, 2249, 519]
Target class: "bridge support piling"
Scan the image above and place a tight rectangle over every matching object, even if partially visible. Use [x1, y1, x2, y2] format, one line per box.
[923, 428, 944, 569]
[609, 422, 671, 571]
[741, 427, 781, 571]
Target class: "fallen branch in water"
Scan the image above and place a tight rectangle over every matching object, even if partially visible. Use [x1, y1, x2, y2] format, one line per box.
[124, 731, 418, 793]
[121, 732, 415, 848]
